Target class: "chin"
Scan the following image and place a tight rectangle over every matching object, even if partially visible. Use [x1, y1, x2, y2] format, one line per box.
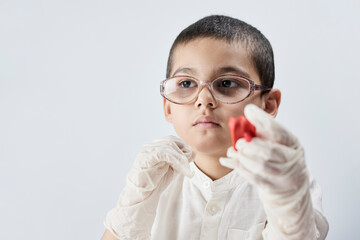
[187, 136, 230, 157]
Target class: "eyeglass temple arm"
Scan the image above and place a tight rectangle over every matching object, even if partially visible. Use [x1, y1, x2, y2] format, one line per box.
[254, 84, 272, 91]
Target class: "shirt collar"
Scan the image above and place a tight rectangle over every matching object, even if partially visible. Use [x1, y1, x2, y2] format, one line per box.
[189, 161, 246, 193]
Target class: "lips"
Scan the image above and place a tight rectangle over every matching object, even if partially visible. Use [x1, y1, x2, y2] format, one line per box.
[193, 116, 220, 127]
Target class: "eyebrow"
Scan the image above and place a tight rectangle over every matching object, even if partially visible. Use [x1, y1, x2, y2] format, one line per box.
[216, 66, 251, 79]
[172, 66, 251, 79]
[172, 67, 195, 76]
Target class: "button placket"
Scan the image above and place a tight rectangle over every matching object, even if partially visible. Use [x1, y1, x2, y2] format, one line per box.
[207, 204, 219, 216]
[203, 180, 211, 189]
[200, 190, 229, 240]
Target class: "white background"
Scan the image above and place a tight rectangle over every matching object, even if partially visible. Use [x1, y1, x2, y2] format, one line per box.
[0, 0, 359, 239]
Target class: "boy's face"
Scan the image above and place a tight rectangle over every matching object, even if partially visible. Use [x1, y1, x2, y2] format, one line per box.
[163, 37, 267, 157]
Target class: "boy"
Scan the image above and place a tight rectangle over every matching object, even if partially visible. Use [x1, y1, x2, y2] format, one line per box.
[101, 15, 329, 240]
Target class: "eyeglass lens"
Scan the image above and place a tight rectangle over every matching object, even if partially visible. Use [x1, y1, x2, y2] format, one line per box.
[164, 76, 251, 103]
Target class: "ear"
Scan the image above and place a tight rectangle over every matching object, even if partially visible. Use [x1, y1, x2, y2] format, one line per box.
[163, 98, 173, 123]
[263, 89, 281, 117]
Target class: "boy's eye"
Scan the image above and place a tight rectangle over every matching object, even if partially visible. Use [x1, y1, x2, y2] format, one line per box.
[217, 79, 245, 88]
[179, 80, 197, 88]
[221, 80, 236, 88]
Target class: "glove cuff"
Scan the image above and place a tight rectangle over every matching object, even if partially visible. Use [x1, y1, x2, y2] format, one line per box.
[105, 169, 174, 239]
[261, 186, 319, 240]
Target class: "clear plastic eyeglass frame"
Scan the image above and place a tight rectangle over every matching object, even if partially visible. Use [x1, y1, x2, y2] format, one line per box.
[160, 74, 272, 104]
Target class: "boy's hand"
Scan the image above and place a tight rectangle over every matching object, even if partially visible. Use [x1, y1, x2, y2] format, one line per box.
[221, 104, 306, 196]
[104, 136, 194, 240]
[120, 135, 194, 206]
[220, 104, 320, 240]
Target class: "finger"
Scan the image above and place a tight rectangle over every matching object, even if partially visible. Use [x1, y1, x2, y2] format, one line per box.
[244, 104, 298, 147]
[233, 149, 308, 195]
[160, 149, 194, 178]
[139, 136, 195, 177]
[170, 161, 195, 178]
[220, 156, 277, 190]
[235, 138, 296, 164]
[220, 156, 258, 183]
[166, 135, 194, 161]
[219, 156, 238, 170]
[227, 146, 285, 177]
[167, 136, 195, 177]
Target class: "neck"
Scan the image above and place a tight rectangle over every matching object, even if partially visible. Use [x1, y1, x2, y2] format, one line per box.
[194, 152, 233, 181]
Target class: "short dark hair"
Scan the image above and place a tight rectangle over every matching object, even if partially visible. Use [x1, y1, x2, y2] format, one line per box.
[166, 15, 275, 88]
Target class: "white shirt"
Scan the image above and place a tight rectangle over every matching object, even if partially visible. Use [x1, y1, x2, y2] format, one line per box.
[150, 162, 327, 240]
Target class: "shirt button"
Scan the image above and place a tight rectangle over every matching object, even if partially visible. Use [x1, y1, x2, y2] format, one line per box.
[208, 205, 219, 215]
[203, 181, 211, 189]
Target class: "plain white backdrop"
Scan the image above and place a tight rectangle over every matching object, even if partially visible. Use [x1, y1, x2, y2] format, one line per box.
[0, 0, 359, 239]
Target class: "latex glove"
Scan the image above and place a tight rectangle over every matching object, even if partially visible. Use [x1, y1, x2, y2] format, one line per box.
[220, 104, 320, 240]
[105, 136, 194, 240]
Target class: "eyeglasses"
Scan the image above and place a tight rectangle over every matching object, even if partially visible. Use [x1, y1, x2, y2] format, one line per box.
[160, 75, 272, 104]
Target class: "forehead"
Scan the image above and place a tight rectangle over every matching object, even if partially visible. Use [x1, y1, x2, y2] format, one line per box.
[171, 37, 260, 83]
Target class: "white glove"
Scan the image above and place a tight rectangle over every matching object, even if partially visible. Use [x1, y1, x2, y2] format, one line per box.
[104, 135, 194, 240]
[220, 104, 320, 240]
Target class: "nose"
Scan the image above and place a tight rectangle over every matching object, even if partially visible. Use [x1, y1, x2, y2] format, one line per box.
[194, 86, 217, 109]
